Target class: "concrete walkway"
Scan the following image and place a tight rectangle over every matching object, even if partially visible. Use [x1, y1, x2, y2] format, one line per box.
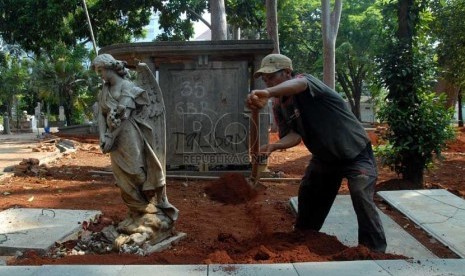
[289, 196, 436, 259]
[378, 189, 465, 258]
[2, 260, 465, 276]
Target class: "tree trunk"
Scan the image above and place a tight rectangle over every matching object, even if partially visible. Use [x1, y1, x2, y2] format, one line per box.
[458, 90, 463, 127]
[336, 67, 364, 121]
[210, 0, 227, 40]
[434, 78, 460, 109]
[266, 0, 279, 53]
[353, 74, 363, 120]
[63, 87, 73, 126]
[321, 0, 342, 89]
[396, 0, 423, 188]
[397, 0, 414, 41]
[65, 106, 72, 126]
[2, 113, 11, 134]
[353, 92, 361, 121]
[63, 97, 75, 126]
[402, 155, 424, 189]
[394, 0, 415, 100]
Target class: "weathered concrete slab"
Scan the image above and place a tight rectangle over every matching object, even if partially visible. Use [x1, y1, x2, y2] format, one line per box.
[294, 260, 391, 276]
[120, 264, 207, 276]
[0, 208, 101, 255]
[209, 263, 297, 276]
[375, 259, 465, 276]
[0, 266, 40, 276]
[2, 260, 465, 276]
[295, 259, 465, 276]
[36, 265, 123, 276]
[377, 189, 465, 258]
[289, 195, 436, 258]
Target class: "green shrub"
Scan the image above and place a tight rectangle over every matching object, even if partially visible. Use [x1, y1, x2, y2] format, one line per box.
[375, 91, 456, 177]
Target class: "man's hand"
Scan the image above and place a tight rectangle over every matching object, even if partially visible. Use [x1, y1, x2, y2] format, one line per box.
[247, 89, 270, 110]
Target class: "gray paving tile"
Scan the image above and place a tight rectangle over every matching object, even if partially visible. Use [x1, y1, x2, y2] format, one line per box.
[1, 261, 463, 276]
[294, 260, 391, 276]
[378, 190, 465, 223]
[376, 259, 465, 276]
[36, 265, 123, 276]
[120, 264, 207, 275]
[209, 263, 297, 276]
[0, 208, 101, 255]
[290, 195, 435, 258]
[378, 189, 465, 258]
[0, 266, 39, 276]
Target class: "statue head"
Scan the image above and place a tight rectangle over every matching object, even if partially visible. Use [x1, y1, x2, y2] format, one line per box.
[92, 54, 128, 78]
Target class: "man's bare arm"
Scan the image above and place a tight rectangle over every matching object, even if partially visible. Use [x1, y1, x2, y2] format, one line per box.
[247, 78, 308, 109]
[266, 77, 308, 98]
[261, 131, 302, 156]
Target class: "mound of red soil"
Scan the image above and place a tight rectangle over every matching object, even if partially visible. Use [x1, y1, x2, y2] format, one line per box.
[205, 173, 258, 204]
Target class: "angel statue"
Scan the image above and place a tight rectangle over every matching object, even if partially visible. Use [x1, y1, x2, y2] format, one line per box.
[92, 54, 178, 251]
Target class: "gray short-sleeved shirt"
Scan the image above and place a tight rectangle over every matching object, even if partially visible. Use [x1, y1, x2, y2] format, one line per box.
[273, 74, 369, 162]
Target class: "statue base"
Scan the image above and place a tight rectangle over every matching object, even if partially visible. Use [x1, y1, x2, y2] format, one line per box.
[114, 230, 186, 255]
[98, 224, 186, 255]
[143, 232, 187, 254]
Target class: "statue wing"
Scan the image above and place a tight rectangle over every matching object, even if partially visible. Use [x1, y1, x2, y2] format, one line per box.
[135, 63, 165, 118]
[135, 63, 166, 170]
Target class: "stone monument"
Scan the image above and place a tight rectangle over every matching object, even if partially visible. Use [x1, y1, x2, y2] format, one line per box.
[100, 40, 274, 172]
[92, 54, 181, 253]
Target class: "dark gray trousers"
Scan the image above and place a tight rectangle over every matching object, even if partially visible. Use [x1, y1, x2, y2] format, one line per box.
[295, 143, 387, 252]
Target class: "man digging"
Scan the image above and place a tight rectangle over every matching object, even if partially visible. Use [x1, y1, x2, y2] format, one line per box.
[246, 54, 387, 253]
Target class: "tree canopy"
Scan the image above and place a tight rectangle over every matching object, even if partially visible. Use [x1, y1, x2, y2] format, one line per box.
[0, 0, 209, 55]
[432, 0, 465, 86]
[1, 0, 464, 144]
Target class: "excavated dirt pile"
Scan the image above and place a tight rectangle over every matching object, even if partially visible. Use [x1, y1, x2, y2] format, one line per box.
[205, 173, 258, 204]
